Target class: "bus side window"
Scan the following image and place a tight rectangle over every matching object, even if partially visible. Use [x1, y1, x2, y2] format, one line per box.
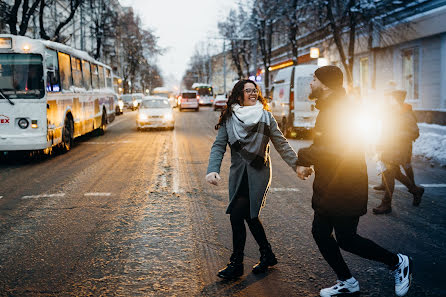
[58, 52, 72, 91]
[45, 49, 60, 92]
[105, 68, 112, 89]
[91, 64, 99, 89]
[71, 56, 83, 88]
[98, 65, 105, 89]
[82, 60, 91, 90]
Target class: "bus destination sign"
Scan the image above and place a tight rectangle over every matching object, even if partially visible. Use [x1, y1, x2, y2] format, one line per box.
[0, 38, 12, 49]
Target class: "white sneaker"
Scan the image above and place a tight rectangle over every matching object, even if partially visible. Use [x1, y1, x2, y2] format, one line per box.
[320, 277, 360, 297]
[394, 254, 413, 296]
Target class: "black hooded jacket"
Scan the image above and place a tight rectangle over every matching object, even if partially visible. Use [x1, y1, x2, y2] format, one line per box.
[297, 89, 368, 217]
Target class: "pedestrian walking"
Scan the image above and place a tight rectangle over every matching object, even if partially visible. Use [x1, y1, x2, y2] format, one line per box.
[205, 79, 299, 279]
[373, 90, 424, 214]
[296, 66, 413, 297]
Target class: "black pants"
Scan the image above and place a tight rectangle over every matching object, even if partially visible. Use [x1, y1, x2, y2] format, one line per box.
[382, 163, 417, 203]
[312, 213, 399, 280]
[230, 172, 269, 255]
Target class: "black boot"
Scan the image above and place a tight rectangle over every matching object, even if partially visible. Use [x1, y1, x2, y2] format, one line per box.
[217, 252, 244, 279]
[252, 244, 277, 274]
[412, 186, 424, 206]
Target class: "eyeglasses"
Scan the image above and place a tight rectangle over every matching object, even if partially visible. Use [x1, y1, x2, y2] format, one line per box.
[243, 88, 259, 94]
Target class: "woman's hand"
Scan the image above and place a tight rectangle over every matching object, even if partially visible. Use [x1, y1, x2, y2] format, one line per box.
[297, 166, 313, 180]
[206, 172, 221, 186]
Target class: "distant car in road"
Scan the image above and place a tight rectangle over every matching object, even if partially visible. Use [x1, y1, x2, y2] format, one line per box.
[179, 90, 199, 112]
[213, 94, 228, 111]
[115, 94, 124, 115]
[132, 93, 144, 108]
[136, 96, 175, 130]
[121, 94, 138, 110]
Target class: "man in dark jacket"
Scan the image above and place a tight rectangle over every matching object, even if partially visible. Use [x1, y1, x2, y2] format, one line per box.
[296, 66, 412, 297]
[373, 90, 424, 214]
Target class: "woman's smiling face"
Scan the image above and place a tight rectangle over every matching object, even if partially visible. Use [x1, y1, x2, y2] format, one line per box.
[242, 82, 259, 106]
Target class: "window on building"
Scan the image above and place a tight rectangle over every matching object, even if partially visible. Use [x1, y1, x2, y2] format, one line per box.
[359, 57, 369, 96]
[58, 52, 72, 91]
[91, 63, 99, 89]
[82, 60, 91, 90]
[105, 68, 112, 88]
[98, 65, 105, 88]
[45, 49, 60, 92]
[402, 47, 419, 100]
[71, 57, 83, 88]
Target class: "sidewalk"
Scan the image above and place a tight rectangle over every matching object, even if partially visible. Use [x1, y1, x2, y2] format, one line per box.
[413, 123, 446, 165]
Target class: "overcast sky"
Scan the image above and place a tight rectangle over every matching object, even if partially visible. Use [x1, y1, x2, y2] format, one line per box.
[118, 0, 240, 88]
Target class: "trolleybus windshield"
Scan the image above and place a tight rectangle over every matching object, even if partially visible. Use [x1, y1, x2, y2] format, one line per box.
[0, 54, 44, 99]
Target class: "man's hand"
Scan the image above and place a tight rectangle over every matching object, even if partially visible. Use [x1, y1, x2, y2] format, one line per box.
[297, 166, 313, 180]
[206, 172, 221, 186]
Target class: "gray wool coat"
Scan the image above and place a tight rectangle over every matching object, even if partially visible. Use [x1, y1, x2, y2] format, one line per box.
[207, 111, 298, 219]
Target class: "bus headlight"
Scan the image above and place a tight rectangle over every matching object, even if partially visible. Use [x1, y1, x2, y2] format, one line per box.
[18, 118, 29, 129]
[118, 100, 124, 109]
[133, 101, 138, 107]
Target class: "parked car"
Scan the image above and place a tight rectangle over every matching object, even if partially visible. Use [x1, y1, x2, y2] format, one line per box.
[136, 96, 175, 130]
[115, 94, 124, 115]
[178, 90, 199, 112]
[213, 94, 228, 111]
[271, 64, 319, 137]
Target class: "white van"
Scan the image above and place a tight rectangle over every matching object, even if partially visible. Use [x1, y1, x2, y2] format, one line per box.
[271, 64, 318, 137]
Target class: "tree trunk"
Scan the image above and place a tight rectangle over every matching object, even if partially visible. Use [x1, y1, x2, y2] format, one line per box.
[326, 0, 352, 87]
[39, 0, 50, 40]
[53, 0, 81, 42]
[8, 0, 21, 35]
[19, 0, 40, 36]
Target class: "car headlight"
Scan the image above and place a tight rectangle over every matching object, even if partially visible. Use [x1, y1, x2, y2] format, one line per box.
[138, 114, 148, 121]
[118, 101, 124, 109]
[133, 101, 138, 107]
[164, 113, 173, 121]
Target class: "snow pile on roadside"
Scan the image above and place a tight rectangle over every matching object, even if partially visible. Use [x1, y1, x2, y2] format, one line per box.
[413, 123, 446, 165]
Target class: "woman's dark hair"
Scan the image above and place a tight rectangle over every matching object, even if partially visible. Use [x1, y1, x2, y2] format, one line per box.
[215, 79, 269, 130]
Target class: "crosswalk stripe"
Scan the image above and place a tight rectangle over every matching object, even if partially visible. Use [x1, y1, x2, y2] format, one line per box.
[22, 193, 65, 199]
[84, 192, 112, 196]
[269, 188, 301, 192]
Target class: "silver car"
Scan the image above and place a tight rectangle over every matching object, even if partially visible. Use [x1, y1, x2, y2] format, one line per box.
[136, 97, 175, 130]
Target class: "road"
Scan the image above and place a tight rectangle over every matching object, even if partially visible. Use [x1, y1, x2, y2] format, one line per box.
[0, 107, 445, 296]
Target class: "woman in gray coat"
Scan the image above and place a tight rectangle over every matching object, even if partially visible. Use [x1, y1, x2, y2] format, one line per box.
[206, 79, 300, 279]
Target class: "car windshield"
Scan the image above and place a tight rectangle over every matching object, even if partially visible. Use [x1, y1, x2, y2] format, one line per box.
[182, 92, 196, 99]
[141, 99, 170, 108]
[0, 54, 44, 99]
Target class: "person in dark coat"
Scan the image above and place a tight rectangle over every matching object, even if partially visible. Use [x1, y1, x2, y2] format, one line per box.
[296, 66, 413, 297]
[373, 90, 424, 214]
[206, 79, 300, 279]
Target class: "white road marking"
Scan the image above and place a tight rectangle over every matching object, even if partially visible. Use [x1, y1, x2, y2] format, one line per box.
[269, 188, 301, 192]
[84, 192, 112, 196]
[22, 193, 65, 199]
[0, 196, 3, 199]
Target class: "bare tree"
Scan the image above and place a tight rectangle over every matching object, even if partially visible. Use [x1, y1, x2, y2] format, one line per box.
[88, 0, 117, 59]
[39, 0, 82, 42]
[279, 0, 310, 65]
[252, 0, 281, 97]
[0, 0, 40, 35]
